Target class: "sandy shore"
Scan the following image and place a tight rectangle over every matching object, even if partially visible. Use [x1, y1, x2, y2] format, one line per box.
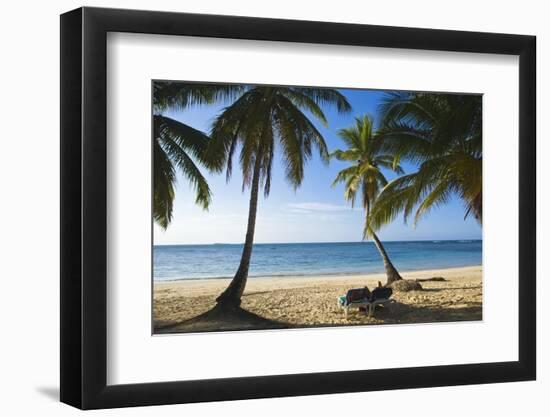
[153, 265, 482, 333]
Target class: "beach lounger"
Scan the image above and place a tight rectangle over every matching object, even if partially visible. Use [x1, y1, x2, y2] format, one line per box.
[338, 287, 394, 318]
[337, 287, 370, 316]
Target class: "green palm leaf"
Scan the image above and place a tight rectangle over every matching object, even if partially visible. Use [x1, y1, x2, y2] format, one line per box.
[152, 82, 243, 228]
[370, 92, 483, 226]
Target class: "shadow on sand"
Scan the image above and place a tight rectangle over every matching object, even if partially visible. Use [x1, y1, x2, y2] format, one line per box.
[155, 305, 289, 334]
[380, 301, 481, 324]
[155, 297, 481, 334]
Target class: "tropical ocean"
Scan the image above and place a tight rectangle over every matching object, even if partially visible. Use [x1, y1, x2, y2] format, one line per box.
[153, 240, 482, 282]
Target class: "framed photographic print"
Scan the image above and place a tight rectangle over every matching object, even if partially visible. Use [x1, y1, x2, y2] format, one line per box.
[60, 6, 536, 409]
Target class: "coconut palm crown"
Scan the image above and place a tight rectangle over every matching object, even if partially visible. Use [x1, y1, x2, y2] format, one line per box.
[152, 82, 242, 228]
[331, 114, 405, 285]
[368, 92, 482, 231]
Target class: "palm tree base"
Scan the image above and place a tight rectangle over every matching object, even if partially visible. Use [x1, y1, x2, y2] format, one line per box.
[385, 268, 403, 286]
[215, 287, 244, 308]
[215, 297, 242, 309]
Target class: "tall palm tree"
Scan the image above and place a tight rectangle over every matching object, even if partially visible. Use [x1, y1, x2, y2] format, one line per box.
[152, 82, 242, 228]
[207, 86, 351, 308]
[332, 115, 405, 285]
[368, 92, 482, 230]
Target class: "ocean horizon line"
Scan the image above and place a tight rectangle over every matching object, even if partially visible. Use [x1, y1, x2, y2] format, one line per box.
[154, 238, 482, 247]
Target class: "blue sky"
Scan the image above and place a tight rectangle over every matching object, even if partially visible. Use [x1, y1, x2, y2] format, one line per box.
[154, 87, 482, 245]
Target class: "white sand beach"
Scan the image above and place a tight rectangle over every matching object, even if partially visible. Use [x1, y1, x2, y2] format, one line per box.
[153, 265, 482, 333]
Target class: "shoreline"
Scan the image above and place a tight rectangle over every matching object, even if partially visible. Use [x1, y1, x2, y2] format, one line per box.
[154, 264, 482, 284]
[154, 265, 482, 332]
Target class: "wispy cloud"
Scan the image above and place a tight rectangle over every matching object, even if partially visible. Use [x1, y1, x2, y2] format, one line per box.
[286, 202, 360, 213]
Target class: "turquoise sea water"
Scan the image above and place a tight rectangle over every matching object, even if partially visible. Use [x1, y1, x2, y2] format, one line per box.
[153, 240, 482, 282]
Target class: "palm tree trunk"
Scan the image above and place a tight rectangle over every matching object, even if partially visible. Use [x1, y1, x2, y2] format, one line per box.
[216, 154, 262, 309]
[370, 231, 403, 286]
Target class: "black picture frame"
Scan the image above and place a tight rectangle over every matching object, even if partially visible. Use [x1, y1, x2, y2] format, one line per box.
[60, 6, 536, 410]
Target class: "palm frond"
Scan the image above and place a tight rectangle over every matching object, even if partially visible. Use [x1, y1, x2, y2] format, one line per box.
[153, 82, 245, 112]
[281, 89, 328, 126]
[332, 165, 359, 187]
[152, 114, 215, 227]
[337, 127, 361, 150]
[208, 85, 346, 197]
[154, 115, 210, 162]
[297, 88, 352, 114]
[413, 180, 455, 225]
[330, 149, 361, 162]
[374, 91, 483, 227]
[153, 139, 176, 229]
[367, 174, 418, 230]
[208, 89, 264, 175]
[157, 132, 212, 209]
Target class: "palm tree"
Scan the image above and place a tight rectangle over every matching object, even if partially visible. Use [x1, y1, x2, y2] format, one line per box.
[368, 92, 482, 230]
[207, 86, 351, 309]
[152, 82, 242, 228]
[332, 115, 405, 285]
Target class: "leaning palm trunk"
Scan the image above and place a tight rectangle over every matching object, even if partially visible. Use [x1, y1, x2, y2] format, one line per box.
[370, 230, 403, 286]
[364, 198, 403, 286]
[216, 155, 262, 308]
